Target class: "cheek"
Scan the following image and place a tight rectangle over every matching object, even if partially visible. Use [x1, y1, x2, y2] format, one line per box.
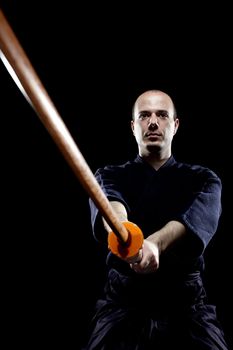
[135, 121, 146, 131]
[133, 127, 144, 142]
[165, 126, 176, 139]
[162, 125, 171, 135]
[135, 124, 144, 136]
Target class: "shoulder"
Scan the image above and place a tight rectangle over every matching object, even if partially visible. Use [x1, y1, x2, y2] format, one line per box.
[94, 159, 138, 176]
[174, 159, 220, 177]
[173, 160, 222, 184]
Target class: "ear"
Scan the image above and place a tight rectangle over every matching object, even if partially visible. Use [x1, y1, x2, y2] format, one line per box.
[173, 118, 179, 135]
[131, 120, 135, 135]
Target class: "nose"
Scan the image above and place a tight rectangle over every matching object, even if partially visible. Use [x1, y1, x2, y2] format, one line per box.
[148, 113, 158, 128]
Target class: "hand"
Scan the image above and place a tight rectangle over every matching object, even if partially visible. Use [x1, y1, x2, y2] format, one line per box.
[130, 240, 160, 274]
[124, 249, 143, 264]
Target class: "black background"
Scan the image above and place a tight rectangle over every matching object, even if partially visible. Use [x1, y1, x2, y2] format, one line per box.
[1, 1, 232, 348]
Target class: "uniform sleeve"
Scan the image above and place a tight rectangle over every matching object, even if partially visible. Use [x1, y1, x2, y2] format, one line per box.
[89, 167, 130, 242]
[179, 169, 222, 254]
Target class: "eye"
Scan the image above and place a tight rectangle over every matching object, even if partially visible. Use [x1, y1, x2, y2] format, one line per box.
[157, 111, 168, 118]
[138, 112, 150, 120]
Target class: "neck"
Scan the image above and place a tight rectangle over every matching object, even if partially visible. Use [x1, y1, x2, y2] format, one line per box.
[139, 148, 171, 170]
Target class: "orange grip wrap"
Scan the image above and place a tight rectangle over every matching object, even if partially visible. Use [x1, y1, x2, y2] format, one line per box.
[108, 221, 144, 259]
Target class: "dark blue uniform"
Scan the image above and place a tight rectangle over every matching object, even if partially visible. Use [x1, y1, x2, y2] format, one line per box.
[84, 156, 228, 349]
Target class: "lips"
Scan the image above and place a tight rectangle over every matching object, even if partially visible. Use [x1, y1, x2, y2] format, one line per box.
[145, 132, 161, 138]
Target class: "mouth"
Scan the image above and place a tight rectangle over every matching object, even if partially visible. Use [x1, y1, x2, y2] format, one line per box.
[145, 132, 161, 137]
[145, 133, 161, 140]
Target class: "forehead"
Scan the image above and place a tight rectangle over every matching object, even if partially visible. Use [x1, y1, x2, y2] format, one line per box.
[135, 92, 173, 113]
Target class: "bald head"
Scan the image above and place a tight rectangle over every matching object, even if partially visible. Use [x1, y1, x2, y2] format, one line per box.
[132, 90, 177, 121]
[131, 89, 179, 161]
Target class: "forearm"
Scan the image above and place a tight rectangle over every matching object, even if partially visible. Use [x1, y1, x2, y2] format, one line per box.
[103, 203, 186, 248]
[147, 220, 187, 254]
[102, 201, 128, 233]
[102, 204, 186, 260]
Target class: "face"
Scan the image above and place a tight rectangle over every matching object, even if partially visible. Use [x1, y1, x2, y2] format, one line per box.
[131, 91, 179, 157]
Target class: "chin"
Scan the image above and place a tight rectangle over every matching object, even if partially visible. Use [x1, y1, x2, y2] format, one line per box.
[146, 144, 161, 153]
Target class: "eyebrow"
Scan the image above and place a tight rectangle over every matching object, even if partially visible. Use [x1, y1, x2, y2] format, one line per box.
[138, 109, 168, 115]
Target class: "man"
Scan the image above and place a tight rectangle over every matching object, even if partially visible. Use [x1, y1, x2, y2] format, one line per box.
[83, 90, 228, 349]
